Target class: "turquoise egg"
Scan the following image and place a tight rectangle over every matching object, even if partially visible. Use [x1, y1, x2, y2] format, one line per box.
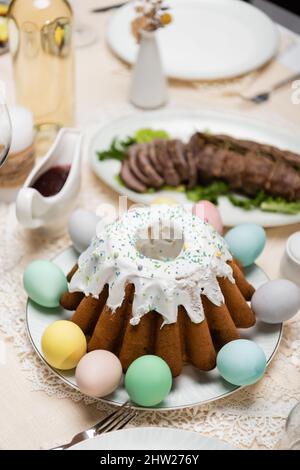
[24, 260, 68, 308]
[225, 224, 266, 267]
[217, 339, 266, 386]
[125, 355, 172, 407]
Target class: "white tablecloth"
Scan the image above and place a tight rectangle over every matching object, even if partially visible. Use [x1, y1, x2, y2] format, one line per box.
[0, 0, 300, 450]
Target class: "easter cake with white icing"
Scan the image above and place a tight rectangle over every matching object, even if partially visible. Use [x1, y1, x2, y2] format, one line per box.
[60, 205, 256, 377]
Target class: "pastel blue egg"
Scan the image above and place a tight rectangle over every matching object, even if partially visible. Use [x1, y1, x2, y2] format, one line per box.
[217, 339, 266, 386]
[225, 224, 266, 267]
[24, 260, 68, 308]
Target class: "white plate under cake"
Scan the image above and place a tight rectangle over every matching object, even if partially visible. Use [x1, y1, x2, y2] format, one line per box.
[27, 205, 282, 410]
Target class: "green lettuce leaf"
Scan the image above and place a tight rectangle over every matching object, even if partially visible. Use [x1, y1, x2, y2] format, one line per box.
[97, 136, 136, 162]
[97, 128, 169, 161]
[134, 128, 169, 143]
[229, 191, 300, 215]
[186, 182, 229, 204]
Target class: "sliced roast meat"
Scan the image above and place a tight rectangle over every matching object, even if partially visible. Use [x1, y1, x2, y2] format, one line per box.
[196, 132, 300, 169]
[148, 141, 165, 176]
[136, 145, 164, 188]
[293, 174, 300, 200]
[128, 145, 152, 185]
[235, 140, 300, 167]
[221, 150, 246, 190]
[190, 132, 300, 200]
[189, 133, 204, 156]
[167, 139, 189, 181]
[267, 162, 298, 200]
[188, 134, 224, 185]
[155, 140, 181, 186]
[119, 132, 300, 200]
[184, 145, 198, 188]
[196, 146, 227, 182]
[281, 150, 300, 170]
[242, 153, 273, 196]
[120, 160, 147, 193]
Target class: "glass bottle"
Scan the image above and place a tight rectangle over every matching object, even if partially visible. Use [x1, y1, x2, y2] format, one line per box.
[0, 1, 10, 54]
[8, 0, 74, 149]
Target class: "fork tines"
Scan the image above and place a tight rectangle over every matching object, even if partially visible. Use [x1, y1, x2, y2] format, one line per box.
[95, 402, 137, 435]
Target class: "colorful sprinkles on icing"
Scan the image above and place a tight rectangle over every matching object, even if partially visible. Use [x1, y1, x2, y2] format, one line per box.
[70, 205, 234, 326]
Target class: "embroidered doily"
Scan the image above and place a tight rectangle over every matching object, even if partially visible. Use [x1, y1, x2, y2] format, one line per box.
[1, 105, 300, 450]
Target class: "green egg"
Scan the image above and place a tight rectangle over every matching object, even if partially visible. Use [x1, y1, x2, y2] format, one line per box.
[24, 260, 68, 308]
[125, 355, 172, 407]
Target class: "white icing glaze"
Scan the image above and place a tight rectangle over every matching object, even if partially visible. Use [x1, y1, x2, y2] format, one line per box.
[70, 205, 234, 326]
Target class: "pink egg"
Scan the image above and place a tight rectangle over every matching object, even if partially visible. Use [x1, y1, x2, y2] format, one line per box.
[75, 350, 122, 397]
[192, 201, 223, 234]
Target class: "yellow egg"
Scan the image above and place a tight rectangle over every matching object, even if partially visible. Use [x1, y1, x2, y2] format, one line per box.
[41, 320, 87, 370]
[151, 197, 178, 206]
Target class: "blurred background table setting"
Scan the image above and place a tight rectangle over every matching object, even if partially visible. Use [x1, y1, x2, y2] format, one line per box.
[0, 0, 300, 451]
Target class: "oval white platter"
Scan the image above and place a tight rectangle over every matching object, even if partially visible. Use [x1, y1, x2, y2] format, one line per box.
[89, 108, 300, 228]
[26, 246, 282, 411]
[107, 0, 279, 81]
[70, 427, 237, 450]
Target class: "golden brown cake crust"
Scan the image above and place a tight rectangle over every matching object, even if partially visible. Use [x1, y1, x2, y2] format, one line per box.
[229, 260, 255, 301]
[71, 286, 109, 335]
[60, 291, 84, 310]
[61, 259, 256, 376]
[67, 264, 78, 282]
[202, 296, 240, 351]
[155, 311, 184, 377]
[88, 284, 134, 354]
[183, 306, 216, 371]
[218, 276, 256, 328]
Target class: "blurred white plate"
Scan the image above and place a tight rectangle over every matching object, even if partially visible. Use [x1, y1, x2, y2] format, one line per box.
[26, 246, 282, 411]
[89, 108, 300, 227]
[70, 427, 237, 450]
[107, 0, 279, 80]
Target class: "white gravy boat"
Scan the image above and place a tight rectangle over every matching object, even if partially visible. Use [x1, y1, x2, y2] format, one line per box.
[16, 128, 83, 229]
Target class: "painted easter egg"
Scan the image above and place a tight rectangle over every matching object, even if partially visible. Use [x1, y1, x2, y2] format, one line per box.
[125, 355, 172, 407]
[217, 339, 266, 386]
[42, 320, 87, 370]
[68, 208, 100, 253]
[251, 279, 300, 324]
[24, 260, 68, 308]
[76, 350, 122, 397]
[224, 224, 266, 267]
[193, 200, 223, 234]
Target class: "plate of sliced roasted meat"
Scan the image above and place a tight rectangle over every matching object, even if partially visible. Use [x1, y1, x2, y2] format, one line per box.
[89, 108, 300, 227]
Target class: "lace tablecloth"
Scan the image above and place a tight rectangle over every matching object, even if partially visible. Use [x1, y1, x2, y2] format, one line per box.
[1, 1, 300, 449]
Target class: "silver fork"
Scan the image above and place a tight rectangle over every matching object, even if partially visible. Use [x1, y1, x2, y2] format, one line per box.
[234, 72, 300, 104]
[51, 402, 137, 450]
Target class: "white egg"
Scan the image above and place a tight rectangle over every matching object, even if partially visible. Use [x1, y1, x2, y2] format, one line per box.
[68, 209, 100, 253]
[8, 105, 34, 154]
[75, 350, 123, 397]
[251, 279, 300, 324]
